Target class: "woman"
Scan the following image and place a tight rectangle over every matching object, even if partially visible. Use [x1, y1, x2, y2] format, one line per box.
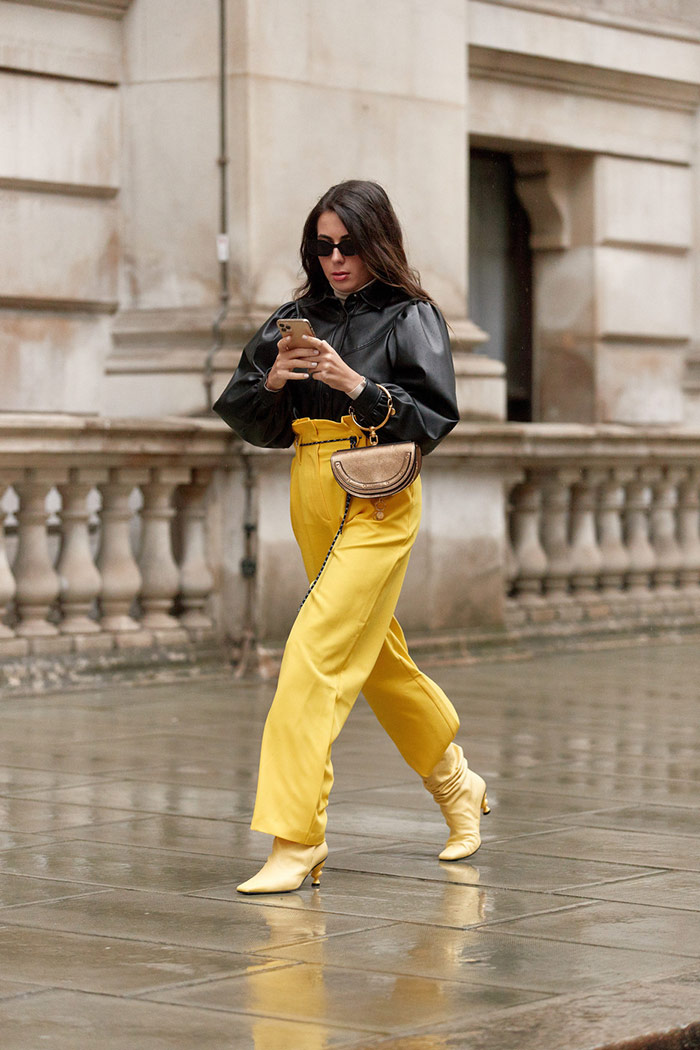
[214, 180, 489, 894]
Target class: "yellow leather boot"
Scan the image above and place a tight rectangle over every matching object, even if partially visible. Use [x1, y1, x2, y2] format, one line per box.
[422, 743, 490, 860]
[237, 838, 328, 894]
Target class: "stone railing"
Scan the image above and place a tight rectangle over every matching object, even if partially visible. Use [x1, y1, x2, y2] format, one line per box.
[441, 423, 700, 640]
[0, 415, 237, 665]
[4, 416, 700, 678]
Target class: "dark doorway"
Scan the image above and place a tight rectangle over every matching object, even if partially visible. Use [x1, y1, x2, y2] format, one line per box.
[469, 149, 533, 421]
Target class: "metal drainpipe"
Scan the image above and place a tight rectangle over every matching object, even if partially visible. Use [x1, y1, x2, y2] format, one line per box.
[202, 2, 259, 668]
[235, 452, 259, 676]
[204, 0, 230, 412]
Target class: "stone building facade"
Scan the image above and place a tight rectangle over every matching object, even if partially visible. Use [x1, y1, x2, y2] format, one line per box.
[1, 0, 700, 664]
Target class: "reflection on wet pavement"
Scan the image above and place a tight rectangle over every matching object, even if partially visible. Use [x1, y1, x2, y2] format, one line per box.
[0, 643, 699, 1048]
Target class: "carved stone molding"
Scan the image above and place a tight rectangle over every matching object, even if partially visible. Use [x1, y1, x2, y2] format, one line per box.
[469, 45, 700, 112]
[4, 0, 133, 18]
[472, 0, 700, 39]
[513, 152, 575, 251]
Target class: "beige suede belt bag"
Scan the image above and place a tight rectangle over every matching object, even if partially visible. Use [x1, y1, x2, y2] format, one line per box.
[330, 385, 422, 520]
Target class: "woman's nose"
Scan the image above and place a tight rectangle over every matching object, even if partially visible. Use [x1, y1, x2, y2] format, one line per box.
[331, 245, 345, 260]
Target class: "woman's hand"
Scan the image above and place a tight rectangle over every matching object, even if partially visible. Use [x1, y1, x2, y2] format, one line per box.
[266, 335, 363, 395]
[265, 335, 320, 391]
[302, 336, 363, 395]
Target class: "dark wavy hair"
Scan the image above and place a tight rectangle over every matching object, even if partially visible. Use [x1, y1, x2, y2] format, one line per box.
[295, 180, 433, 302]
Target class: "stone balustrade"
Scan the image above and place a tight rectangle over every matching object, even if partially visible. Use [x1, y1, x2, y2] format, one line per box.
[0, 414, 237, 664]
[440, 423, 700, 639]
[4, 416, 700, 678]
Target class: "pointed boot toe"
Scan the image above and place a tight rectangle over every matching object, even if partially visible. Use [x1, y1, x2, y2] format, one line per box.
[237, 838, 328, 894]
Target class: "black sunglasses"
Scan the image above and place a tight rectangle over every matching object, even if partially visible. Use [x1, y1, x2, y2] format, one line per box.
[308, 236, 359, 257]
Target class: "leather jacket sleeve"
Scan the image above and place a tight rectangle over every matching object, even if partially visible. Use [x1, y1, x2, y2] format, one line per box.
[213, 291, 459, 455]
[212, 303, 297, 448]
[351, 300, 459, 455]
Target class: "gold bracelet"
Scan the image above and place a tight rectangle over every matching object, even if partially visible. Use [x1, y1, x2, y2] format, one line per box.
[350, 384, 396, 445]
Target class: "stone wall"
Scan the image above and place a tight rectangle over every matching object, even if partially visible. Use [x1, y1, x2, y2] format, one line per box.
[469, 0, 700, 425]
[2, 0, 700, 655]
[0, 0, 123, 414]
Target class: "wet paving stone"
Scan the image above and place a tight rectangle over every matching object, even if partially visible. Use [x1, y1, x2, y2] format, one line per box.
[9, 780, 256, 821]
[560, 870, 700, 911]
[0, 841, 239, 892]
[327, 842, 665, 894]
[0, 989, 365, 1049]
[344, 969, 700, 1050]
[0, 642, 698, 1047]
[144, 961, 544, 1032]
[262, 921, 691, 995]
[55, 815, 398, 862]
[487, 825, 700, 871]
[0, 873, 108, 909]
[561, 802, 700, 838]
[490, 899, 700, 957]
[0, 888, 394, 953]
[0, 925, 278, 995]
[0, 796, 146, 834]
[194, 868, 583, 930]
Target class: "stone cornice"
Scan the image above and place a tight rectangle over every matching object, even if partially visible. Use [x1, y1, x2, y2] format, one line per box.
[469, 44, 700, 112]
[471, 0, 700, 43]
[4, 0, 132, 18]
[0, 412, 234, 465]
[434, 422, 700, 465]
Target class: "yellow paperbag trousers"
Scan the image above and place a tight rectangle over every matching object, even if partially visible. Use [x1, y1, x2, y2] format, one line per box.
[251, 416, 460, 845]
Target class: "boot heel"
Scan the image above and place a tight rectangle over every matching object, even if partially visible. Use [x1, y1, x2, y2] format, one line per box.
[481, 793, 490, 815]
[310, 861, 325, 886]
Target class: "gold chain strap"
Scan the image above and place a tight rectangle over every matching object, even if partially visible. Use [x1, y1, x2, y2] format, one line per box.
[349, 384, 395, 446]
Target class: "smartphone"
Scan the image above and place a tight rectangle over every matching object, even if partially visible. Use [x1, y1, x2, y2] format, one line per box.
[276, 318, 316, 346]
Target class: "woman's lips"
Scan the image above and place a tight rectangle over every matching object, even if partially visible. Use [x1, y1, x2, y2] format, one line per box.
[332, 272, 349, 280]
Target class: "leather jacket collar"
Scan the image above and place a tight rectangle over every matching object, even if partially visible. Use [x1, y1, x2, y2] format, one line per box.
[301, 280, 409, 316]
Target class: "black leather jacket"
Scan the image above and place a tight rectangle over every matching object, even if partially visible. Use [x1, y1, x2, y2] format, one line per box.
[213, 281, 459, 455]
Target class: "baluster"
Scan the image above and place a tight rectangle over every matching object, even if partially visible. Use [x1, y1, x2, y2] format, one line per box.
[97, 468, 147, 632]
[0, 479, 19, 637]
[569, 469, 604, 597]
[174, 469, 215, 630]
[597, 469, 631, 595]
[503, 473, 524, 596]
[650, 468, 683, 592]
[677, 467, 700, 591]
[139, 467, 190, 630]
[57, 469, 105, 634]
[510, 474, 547, 603]
[624, 469, 657, 595]
[539, 469, 576, 598]
[503, 525, 518, 597]
[13, 469, 63, 636]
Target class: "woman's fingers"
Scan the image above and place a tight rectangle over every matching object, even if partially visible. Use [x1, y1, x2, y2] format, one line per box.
[271, 335, 357, 390]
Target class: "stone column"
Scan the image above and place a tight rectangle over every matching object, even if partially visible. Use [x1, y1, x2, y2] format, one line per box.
[569, 470, 604, 597]
[624, 470, 657, 595]
[138, 467, 190, 632]
[57, 469, 105, 634]
[649, 469, 683, 592]
[510, 475, 547, 603]
[13, 469, 64, 637]
[174, 469, 215, 632]
[96, 468, 147, 632]
[0, 477, 19, 638]
[538, 469, 577, 599]
[597, 469, 632, 596]
[677, 467, 700, 591]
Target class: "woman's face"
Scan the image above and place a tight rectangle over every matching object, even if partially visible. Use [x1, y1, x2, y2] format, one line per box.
[316, 210, 372, 294]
